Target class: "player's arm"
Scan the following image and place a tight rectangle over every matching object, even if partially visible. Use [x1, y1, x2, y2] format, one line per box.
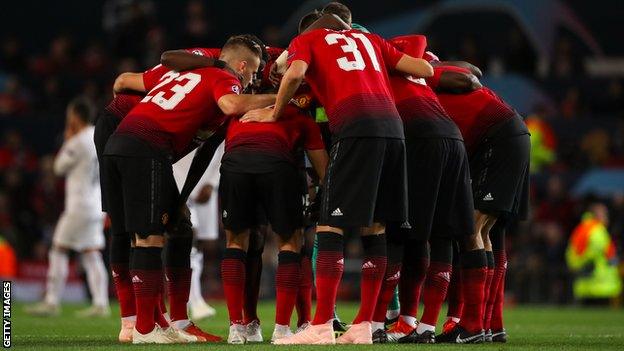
[428, 66, 482, 93]
[217, 93, 276, 116]
[434, 60, 482, 78]
[240, 60, 307, 123]
[113, 72, 146, 95]
[306, 149, 328, 184]
[160, 50, 225, 72]
[53, 140, 80, 176]
[395, 55, 434, 78]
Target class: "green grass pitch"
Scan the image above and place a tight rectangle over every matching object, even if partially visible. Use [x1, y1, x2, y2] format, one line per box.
[10, 301, 624, 350]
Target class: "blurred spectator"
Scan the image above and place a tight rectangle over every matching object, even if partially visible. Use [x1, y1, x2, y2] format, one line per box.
[0, 130, 38, 172]
[526, 106, 557, 173]
[179, 0, 217, 47]
[566, 203, 622, 305]
[534, 175, 578, 233]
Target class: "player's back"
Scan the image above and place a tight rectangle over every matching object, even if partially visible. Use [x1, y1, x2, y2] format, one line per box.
[113, 66, 241, 159]
[223, 105, 323, 171]
[288, 29, 404, 139]
[64, 126, 101, 217]
[390, 74, 462, 140]
[436, 86, 517, 152]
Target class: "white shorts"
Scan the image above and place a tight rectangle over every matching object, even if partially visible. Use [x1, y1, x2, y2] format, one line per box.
[52, 212, 105, 251]
[189, 193, 220, 240]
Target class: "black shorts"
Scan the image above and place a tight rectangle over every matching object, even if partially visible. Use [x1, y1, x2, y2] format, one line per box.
[101, 154, 179, 238]
[94, 110, 122, 212]
[320, 137, 408, 228]
[219, 164, 304, 238]
[471, 132, 530, 219]
[405, 138, 475, 239]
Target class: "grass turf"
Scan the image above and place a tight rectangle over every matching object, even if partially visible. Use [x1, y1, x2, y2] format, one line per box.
[10, 301, 624, 350]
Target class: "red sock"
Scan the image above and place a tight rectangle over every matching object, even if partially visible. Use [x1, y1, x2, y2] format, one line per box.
[482, 251, 495, 329]
[353, 234, 387, 324]
[312, 233, 344, 325]
[446, 265, 463, 319]
[296, 253, 313, 326]
[243, 247, 262, 324]
[275, 251, 302, 326]
[221, 248, 246, 325]
[131, 247, 163, 334]
[459, 266, 487, 333]
[372, 261, 401, 323]
[155, 293, 169, 328]
[490, 250, 507, 330]
[399, 258, 429, 318]
[420, 261, 452, 326]
[165, 267, 191, 322]
[110, 263, 136, 318]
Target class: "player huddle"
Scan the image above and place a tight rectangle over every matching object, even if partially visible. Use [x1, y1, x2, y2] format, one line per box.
[76, 1, 529, 345]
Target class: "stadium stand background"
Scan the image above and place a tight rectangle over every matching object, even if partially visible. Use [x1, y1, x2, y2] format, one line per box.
[1, 0, 623, 305]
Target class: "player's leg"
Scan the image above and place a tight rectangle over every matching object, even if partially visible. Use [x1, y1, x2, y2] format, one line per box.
[480, 215, 497, 341]
[443, 242, 463, 332]
[242, 224, 266, 342]
[272, 229, 303, 341]
[371, 223, 404, 343]
[296, 232, 314, 330]
[485, 217, 506, 341]
[219, 170, 255, 344]
[77, 248, 110, 316]
[188, 200, 217, 321]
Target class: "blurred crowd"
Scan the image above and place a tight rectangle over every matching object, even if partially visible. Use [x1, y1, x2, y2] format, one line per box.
[0, 0, 623, 304]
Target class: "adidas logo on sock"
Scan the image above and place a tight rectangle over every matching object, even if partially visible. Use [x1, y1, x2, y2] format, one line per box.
[438, 271, 451, 282]
[387, 271, 401, 281]
[111, 270, 119, 278]
[337, 258, 344, 265]
[362, 261, 376, 269]
[131, 275, 143, 283]
[483, 193, 494, 201]
[331, 208, 343, 216]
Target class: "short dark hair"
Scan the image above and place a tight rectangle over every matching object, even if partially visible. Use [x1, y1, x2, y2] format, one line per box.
[298, 10, 322, 33]
[321, 2, 351, 24]
[222, 35, 263, 60]
[68, 97, 94, 125]
[238, 34, 269, 68]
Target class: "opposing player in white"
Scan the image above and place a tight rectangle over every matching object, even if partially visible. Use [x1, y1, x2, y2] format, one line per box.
[173, 142, 224, 321]
[26, 98, 109, 317]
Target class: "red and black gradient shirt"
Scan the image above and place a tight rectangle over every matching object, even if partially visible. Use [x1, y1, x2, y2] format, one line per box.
[287, 29, 405, 139]
[221, 104, 324, 173]
[104, 65, 242, 161]
[390, 74, 462, 140]
[428, 66, 527, 154]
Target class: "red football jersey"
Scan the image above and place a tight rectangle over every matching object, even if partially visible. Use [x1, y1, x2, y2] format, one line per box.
[222, 104, 324, 172]
[390, 74, 462, 140]
[429, 67, 517, 153]
[288, 29, 405, 139]
[115, 66, 242, 158]
[105, 48, 221, 119]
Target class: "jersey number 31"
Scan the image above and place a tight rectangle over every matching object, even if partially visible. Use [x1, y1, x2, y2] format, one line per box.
[325, 33, 381, 72]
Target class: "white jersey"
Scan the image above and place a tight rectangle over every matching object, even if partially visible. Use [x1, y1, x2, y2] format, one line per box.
[53, 126, 101, 217]
[173, 142, 224, 201]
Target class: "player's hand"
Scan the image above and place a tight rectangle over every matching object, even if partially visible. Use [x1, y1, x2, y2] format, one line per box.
[195, 185, 213, 204]
[305, 187, 323, 223]
[240, 107, 276, 123]
[269, 62, 283, 87]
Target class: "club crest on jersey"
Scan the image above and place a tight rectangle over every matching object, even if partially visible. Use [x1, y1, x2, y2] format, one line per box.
[231, 85, 241, 95]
